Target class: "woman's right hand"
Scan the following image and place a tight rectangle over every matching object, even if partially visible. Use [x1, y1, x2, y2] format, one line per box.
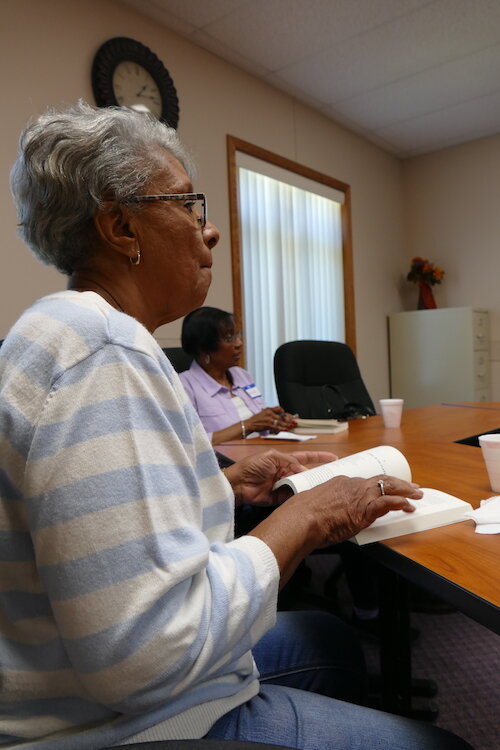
[249, 474, 422, 587]
[245, 407, 297, 433]
[295, 474, 422, 548]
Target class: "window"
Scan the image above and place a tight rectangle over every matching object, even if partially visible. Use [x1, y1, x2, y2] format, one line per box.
[227, 137, 355, 404]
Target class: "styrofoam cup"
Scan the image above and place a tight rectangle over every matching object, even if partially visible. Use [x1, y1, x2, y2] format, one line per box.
[478, 433, 500, 492]
[379, 398, 404, 428]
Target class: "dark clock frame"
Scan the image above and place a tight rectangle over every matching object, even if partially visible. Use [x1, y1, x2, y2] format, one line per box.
[91, 37, 179, 129]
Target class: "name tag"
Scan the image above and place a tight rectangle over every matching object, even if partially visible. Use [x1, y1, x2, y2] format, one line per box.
[243, 383, 262, 399]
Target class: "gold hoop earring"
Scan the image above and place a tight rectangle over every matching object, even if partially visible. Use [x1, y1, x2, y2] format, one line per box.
[130, 248, 141, 266]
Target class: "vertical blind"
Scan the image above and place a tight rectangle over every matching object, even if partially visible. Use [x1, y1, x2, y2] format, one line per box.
[238, 164, 345, 404]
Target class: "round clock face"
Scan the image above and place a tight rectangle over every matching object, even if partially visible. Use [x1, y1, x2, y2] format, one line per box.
[92, 37, 179, 128]
[112, 61, 162, 119]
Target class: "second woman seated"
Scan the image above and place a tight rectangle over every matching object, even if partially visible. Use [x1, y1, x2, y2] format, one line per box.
[179, 306, 297, 444]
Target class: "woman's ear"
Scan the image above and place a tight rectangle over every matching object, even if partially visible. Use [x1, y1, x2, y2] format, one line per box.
[94, 203, 138, 260]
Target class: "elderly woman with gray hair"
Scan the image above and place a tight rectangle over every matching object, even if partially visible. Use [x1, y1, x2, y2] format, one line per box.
[0, 101, 471, 750]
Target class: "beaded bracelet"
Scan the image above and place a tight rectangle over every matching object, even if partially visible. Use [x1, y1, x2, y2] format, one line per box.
[240, 421, 247, 439]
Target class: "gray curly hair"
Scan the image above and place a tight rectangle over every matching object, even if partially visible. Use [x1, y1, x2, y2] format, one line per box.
[10, 100, 195, 275]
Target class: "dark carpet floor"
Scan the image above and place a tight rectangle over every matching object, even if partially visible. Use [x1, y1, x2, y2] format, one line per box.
[408, 609, 499, 749]
[295, 555, 500, 750]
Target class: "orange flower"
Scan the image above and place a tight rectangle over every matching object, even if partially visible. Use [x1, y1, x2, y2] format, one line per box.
[407, 257, 445, 286]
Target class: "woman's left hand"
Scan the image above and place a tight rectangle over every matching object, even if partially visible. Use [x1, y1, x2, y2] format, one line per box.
[223, 449, 337, 506]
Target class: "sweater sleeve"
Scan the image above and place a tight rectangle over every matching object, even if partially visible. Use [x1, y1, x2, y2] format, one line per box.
[25, 343, 278, 713]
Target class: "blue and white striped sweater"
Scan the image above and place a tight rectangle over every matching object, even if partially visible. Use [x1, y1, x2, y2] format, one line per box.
[0, 291, 278, 749]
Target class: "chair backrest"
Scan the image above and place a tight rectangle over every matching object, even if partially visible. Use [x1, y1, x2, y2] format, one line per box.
[274, 340, 375, 419]
[162, 347, 193, 373]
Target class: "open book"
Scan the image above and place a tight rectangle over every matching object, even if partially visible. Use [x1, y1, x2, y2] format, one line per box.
[273, 445, 473, 544]
[293, 418, 349, 435]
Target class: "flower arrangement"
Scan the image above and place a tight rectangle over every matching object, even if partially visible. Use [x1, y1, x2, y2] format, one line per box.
[407, 256, 445, 286]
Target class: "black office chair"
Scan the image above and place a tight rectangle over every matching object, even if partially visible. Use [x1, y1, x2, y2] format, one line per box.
[272, 340, 378, 613]
[274, 340, 375, 420]
[162, 347, 193, 373]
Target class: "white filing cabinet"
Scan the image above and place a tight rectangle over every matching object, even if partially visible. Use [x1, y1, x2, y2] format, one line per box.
[388, 307, 490, 408]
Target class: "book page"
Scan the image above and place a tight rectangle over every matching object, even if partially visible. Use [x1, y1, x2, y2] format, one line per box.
[364, 489, 465, 527]
[295, 418, 344, 428]
[351, 488, 473, 544]
[263, 431, 316, 442]
[273, 445, 412, 494]
[294, 422, 349, 435]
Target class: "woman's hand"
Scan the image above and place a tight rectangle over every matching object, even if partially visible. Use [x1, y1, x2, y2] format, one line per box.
[289, 474, 423, 547]
[248, 474, 423, 587]
[223, 449, 337, 506]
[245, 407, 297, 434]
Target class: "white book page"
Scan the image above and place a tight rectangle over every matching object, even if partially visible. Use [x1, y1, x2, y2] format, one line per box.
[352, 488, 473, 544]
[295, 418, 344, 428]
[263, 431, 316, 442]
[273, 445, 412, 493]
[366, 488, 471, 528]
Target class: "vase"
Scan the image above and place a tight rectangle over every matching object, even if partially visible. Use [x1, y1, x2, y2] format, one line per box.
[417, 281, 437, 310]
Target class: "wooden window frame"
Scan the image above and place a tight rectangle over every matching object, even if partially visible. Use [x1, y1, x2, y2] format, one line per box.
[226, 135, 356, 355]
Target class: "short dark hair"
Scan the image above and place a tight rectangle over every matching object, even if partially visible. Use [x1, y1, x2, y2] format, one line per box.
[181, 307, 234, 356]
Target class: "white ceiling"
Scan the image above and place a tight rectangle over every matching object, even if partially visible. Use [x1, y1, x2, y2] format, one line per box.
[120, 0, 500, 158]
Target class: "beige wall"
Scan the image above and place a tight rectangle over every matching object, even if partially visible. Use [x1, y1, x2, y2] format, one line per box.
[1, 0, 411, 405]
[402, 135, 500, 399]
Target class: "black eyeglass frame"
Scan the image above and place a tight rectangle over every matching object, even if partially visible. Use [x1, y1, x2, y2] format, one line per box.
[123, 193, 207, 228]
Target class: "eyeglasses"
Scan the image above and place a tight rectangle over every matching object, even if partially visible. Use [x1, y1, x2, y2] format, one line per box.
[220, 330, 243, 343]
[123, 193, 207, 228]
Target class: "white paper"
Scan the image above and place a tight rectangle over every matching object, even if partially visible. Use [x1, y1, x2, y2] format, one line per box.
[464, 495, 500, 534]
[263, 431, 316, 442]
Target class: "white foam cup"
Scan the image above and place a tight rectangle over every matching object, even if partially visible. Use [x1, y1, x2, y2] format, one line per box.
[379, 398, 404, 428]
[478, 433, 500, 492]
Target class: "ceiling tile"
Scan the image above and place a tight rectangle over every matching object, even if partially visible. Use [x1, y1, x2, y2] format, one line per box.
[376, 89, 500, 155]
[198, 0, 431, 71]
[119, 0, 196, 34]
[277, 0, 500, 103]
[331, 43, 500, 131]
[190, 29, 271, 78]
[129, 0, 247, 29]
[117, 0, 500, 156]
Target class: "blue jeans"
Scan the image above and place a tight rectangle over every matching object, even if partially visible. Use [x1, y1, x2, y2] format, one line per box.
[206, 611, 472, 750]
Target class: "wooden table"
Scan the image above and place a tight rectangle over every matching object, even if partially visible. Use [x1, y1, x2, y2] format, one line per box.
[218, 404, 500, 713]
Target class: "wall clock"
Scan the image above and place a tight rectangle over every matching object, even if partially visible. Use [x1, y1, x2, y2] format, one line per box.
[91, 37, 179, 128]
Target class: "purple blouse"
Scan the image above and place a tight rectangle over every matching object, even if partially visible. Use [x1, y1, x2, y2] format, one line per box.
[179, 360, 265, 440]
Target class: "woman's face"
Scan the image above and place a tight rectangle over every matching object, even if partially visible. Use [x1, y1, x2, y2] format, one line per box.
[209, 319, 243, 371]
[130, 149, 220, 327]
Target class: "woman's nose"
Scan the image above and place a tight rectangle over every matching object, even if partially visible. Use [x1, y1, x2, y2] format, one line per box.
[203, 221, 220, 250]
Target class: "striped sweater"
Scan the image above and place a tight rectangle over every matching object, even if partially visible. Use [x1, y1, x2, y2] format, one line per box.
[0, 291, 279, 749]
